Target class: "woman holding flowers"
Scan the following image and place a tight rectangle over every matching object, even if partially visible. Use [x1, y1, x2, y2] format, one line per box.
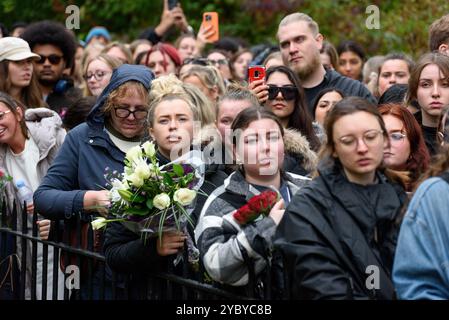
[195, 106, 309, 298]
[33, 64, 155, 299]
[275, 97, 408, 299]
[102, 75, 228, 297]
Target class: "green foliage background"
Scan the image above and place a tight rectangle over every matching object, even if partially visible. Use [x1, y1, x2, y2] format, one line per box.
[1, 0, 448, 58]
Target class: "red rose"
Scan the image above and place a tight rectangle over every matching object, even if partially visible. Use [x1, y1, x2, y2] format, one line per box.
[0, 170, 4, 178]
[248, 191, 278, 215]
[233, 191, 279, 225]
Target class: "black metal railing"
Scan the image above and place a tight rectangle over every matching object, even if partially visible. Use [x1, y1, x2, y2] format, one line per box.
[0, 199, 273, 300]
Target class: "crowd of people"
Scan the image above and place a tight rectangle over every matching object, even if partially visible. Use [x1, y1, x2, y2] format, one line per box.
[1, 1, 449, 300]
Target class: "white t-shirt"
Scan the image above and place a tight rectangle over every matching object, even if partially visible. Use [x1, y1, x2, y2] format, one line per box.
[106, 128, 141, 153]
[5, 136, 40, 192]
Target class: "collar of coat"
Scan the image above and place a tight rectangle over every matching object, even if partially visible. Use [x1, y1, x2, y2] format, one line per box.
[223, 169, 309, 202]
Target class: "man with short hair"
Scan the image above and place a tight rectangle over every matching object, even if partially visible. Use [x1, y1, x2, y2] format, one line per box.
[429, 14, 449, 55]
[277, 13, 376, 113]
[21, 20, 81, 117]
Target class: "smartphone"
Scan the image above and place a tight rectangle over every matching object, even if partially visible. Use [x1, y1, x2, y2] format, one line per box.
[168, 0, 178, 10]
[202, 12, 219, 43]
[248, 65, 266, 84]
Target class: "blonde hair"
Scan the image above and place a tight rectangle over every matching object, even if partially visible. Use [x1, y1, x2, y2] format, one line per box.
[183, 82, 216, 125]
[278, 13, 319, 37]
[102, 41, 132, 64]
[148, 74, 201, 126]
[83, 53, 123, 96]
[180, 65, 226, 96]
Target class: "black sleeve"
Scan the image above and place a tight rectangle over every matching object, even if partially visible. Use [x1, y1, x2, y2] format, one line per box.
[139, 27, 162, 45]
[104, 221, 167, 274]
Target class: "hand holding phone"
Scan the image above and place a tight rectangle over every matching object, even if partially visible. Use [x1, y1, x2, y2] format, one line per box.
[168, 0, 178, 10]
[201, 12, 219, 43]
[247, 66, 269, 104]
[248, 65, 266, 84]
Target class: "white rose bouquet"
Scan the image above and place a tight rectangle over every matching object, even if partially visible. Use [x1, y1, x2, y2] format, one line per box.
[91, 142, 204, 248]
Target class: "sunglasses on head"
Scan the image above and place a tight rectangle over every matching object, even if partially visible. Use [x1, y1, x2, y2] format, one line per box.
[267, 85, 298, 101]
[36, 54, 64, 65]
[183, 57, 210, 66]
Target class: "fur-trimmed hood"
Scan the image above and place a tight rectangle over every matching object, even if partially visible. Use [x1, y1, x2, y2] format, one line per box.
[283, 128, 318, 172]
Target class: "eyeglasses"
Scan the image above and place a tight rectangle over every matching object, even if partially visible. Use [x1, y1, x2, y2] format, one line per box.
[336, 130, 384, 150]
[389, 132, 407, 143]
[114, 106, 148, 120]
[267, 85, 298, 101]
[207, 59, 228, 66]
[183, 57, 211, 66]
[0, 110, 12, 120]
[83, 70, 111, 81]
[36, 54, 64, 65]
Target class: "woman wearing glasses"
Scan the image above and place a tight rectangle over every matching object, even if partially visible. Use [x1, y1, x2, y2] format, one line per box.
[82, 53, 122, 97]
[0, 37, 46, 108]
[379, 103, 430, 191]
[275, 97, 408, 299]
[34, 64, 154, 299]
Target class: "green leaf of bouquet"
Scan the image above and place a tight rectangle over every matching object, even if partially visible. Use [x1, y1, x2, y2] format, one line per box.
[118, 189, 134, 202]
[131, 193, 145, 203]
[163, 172, 173, 185]
[125, 207, 150, 216]
[172, 163, 184, 177]
[146, 198, 153, 209]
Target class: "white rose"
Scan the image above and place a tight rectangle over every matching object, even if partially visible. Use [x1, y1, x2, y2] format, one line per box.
[142, 141, 156, 158]
[125, 145, 142, 163]
[173, 188, 197, 206]
[91, 217, 107, 230]
[127, 173, 144, 188]
[153, 193, 171, 210]
[134, 159, 151, 180]
[110, 178, 127, 202]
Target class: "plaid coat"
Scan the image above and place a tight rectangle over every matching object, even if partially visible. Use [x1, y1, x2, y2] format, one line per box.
[195, 169, 309, 287]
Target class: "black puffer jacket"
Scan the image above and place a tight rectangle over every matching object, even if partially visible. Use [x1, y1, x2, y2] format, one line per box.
[275, 165, 407, 300]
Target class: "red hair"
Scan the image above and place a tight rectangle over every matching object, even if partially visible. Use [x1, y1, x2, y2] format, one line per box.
[145, 43, 181, 72]
[379, 103, 430, 187]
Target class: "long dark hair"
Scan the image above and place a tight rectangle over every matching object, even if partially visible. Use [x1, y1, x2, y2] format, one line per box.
[0, 60, 46, 108]
[265, 65, 320, 151]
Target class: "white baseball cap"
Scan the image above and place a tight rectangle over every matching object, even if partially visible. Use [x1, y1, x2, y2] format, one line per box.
[0, 37, 40, 62]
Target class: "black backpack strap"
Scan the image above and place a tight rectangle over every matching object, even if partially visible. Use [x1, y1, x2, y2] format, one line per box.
[439, 172, 449, 185]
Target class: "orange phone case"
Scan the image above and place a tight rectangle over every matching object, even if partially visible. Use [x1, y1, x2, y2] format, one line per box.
[202, 12, 219, 43]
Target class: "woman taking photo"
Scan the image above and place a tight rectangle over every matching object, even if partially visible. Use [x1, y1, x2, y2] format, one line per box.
[195, 107, 309, 298]
[0, 37, 46, 108]
[275, 97, 408, 299]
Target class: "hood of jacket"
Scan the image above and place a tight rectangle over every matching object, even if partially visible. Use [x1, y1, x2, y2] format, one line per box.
[0, 107, 65, 162]
[283, 128, 318, 172]
[86, 64, 154, 128]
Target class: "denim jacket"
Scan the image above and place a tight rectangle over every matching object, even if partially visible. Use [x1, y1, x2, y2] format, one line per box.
[393, 177, 449, 299]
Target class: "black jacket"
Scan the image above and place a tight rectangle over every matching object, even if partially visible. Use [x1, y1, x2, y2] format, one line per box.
[305, 69, 376, 115]
[275, 165, 407, 299]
